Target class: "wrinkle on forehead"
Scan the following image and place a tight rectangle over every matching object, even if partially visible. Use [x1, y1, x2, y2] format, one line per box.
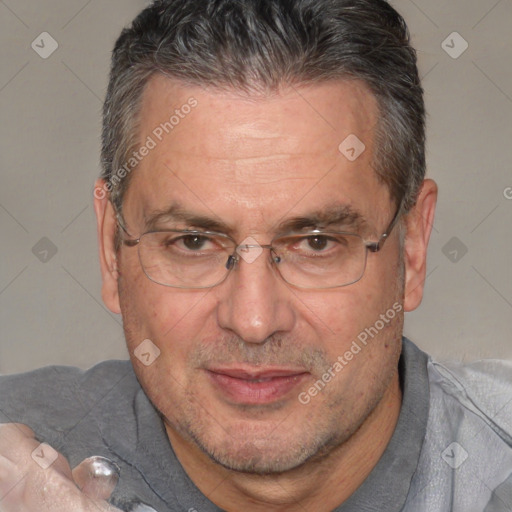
[123, 76, 387, 237]
[138, 75, 378, 160]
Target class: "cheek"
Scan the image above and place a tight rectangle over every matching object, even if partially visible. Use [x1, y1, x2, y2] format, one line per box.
[305, 288, 403, 398]
[300, 287, 389, 338]
[300, 262, 403, 369]
[118, 266, 215, 362]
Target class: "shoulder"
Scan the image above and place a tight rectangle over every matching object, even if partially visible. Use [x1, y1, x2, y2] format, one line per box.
[0, 360, 137, 436]
[428, 357, 512, 443]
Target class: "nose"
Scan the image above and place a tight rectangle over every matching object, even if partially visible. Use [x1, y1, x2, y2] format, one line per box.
[216, 247, 296, 344]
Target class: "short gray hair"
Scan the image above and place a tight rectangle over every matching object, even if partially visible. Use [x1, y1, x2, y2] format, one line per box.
[101, 0, 425, 214]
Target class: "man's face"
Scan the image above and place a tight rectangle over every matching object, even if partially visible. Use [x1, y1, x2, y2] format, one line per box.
[105, 76, 407, 473]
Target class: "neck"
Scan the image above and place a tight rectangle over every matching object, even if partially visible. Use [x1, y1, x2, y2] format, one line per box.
[165, 371, 402, 512]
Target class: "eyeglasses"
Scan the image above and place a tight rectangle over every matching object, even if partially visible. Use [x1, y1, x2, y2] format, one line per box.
[115, 204, 402, 290]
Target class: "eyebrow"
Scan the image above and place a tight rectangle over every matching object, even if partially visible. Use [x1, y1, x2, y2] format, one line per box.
[275, 204, 368, 233]
[143, 202, 368, 236]
[144, 203, 232, 233]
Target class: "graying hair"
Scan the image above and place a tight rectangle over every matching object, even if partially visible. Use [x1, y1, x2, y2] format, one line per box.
[101, 0, 425, 215]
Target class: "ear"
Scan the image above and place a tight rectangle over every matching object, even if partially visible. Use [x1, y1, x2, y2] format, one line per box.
[403, 179, 438, 312]
[93, 179, 121, 314]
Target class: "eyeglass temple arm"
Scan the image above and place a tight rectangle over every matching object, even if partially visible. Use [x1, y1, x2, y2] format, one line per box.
[367, 200, 404, 253]
[114, 209, 140, 247]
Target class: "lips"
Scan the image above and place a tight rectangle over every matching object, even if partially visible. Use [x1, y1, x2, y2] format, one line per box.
[205, 367, 309, 405]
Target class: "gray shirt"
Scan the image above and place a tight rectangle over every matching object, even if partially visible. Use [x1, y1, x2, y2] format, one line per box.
[1, 337, 511, 511]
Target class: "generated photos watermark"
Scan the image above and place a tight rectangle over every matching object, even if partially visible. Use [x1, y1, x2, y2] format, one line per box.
[94, 97, 198, 200]
[298, 302, 403, 405]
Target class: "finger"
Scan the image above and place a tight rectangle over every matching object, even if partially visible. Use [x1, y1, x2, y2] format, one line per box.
[0, 453, 22, 503]
[0, 423, 36, 453]
[1, 423, 75, 482]
[3, 424, 35, 439]
[0, 427, 120, 512]
[1, 458, 118, 512]
[0, 423, 40, 466]
[72, 457, 120, 501]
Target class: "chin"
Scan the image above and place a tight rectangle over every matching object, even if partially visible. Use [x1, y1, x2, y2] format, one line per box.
[200, 441, 316, 475]
[180, 415, 344, 475]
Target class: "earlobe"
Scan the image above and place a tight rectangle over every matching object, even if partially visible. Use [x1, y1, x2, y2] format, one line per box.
[93, 179, 122, 314]
[403, 179, 438, 312]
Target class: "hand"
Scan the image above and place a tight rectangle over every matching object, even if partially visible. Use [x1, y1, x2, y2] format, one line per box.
[0, 423, 121, 512]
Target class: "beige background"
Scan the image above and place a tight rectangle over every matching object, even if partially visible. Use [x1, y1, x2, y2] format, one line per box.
[0, 0, 511, 374]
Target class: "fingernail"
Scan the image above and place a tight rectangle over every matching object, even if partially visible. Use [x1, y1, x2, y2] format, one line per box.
[72, 456, 120, 500]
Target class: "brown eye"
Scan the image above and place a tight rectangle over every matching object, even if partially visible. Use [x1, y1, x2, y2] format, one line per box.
[306, 236, 329, 251]
[181, 235, 208, 250]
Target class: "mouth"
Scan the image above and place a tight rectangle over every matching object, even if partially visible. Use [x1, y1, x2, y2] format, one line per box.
[205, 367, 310, 405]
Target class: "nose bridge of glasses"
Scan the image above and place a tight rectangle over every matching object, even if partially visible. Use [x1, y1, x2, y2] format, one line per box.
[237, 242, 273, 251]
[227, 242, 279, 270]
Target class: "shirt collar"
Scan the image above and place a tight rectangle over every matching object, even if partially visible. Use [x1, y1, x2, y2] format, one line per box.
[334, 337, 430, 511]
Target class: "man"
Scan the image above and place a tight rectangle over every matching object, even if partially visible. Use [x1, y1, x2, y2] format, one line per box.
[1, 0, 511, 510]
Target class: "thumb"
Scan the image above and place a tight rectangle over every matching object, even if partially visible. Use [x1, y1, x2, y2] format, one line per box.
[72, 456, 120, 501]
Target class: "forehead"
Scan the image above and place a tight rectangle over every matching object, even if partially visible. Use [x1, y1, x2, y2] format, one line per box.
[139, 74, 377, 157]
[124, 74, 389, 234]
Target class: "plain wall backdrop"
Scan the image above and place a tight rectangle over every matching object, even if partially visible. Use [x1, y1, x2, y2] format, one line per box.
[0, 0, 511, 374]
